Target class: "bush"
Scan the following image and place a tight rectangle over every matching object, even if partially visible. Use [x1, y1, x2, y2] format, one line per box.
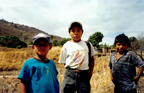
[16, 45, 22, 49]
[95, 53, 106, 57]
[0, 36, 27, 48]
[52, 40, 60, 46]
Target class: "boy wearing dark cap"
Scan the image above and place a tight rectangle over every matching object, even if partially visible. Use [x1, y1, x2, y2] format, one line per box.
[109, 33, 144, 93]
[59, 21, 96, 93]
[18, 33, 59, 93]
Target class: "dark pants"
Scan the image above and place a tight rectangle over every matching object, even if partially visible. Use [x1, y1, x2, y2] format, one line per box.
[114, 88, 137, 93]
[61, 69, 90, 93]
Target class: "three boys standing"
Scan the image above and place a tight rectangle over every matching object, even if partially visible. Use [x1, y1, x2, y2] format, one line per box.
[17, 21, 144, 93]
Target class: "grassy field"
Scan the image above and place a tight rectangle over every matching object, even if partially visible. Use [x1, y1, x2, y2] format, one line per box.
[0, 47, 114, 93]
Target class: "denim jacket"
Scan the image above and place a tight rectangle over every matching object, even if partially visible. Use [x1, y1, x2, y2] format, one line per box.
[109, 51, 144, 90]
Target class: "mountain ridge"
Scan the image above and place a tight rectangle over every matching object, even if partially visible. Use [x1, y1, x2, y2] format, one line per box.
[0, 19, 63, 44]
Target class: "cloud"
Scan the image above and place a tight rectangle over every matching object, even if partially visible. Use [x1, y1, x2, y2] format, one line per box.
[0, 0, 144, 45]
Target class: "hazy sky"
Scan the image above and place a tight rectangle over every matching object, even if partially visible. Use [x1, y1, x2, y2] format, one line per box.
[0, 0, 144, 45]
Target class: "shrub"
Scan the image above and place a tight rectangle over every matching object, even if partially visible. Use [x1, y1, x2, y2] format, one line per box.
[95, 53, 106, 57]
[0, 36, 27, 48]
[16, 45, 22, 49]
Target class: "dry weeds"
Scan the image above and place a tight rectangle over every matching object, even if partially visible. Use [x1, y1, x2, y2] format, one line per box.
[0, 47, 114, 93]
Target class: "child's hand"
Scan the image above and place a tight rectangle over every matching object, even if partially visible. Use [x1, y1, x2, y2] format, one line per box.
[133, 76, 139, 85]
[133, 76, 139, 81]
[111, 76, 114, 81]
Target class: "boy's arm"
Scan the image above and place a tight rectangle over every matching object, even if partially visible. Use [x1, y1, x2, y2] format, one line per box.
[110, 69, 113, 81]
[133, 66, 143, 80]
[20, 80, 27, 93]
[89, 56, 94, 79]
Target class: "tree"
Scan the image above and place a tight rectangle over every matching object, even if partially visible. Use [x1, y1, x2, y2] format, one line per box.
[50, 35, 54, 40]
[0, 36, 27, 48]
[129, 34, 144, 61]
[52, 40, 60, 46]
[110, 45, 116, 49]
[88, 32, 104, 47]
[129, 36, 137, 42]
[99, 43, 109, 48]
[52, 38, 71, 46]
[60, 38, 71, 46]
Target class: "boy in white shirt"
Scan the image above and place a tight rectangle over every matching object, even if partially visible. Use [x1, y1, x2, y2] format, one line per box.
[59, 21, 96, 93]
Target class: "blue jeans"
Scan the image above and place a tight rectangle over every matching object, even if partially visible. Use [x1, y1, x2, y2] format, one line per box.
[61, 68, 90, 93]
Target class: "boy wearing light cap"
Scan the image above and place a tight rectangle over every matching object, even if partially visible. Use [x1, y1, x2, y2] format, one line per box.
[59, 21, 96, 93]
[18, 33, 59, 93]
[109, 33, 144, 93]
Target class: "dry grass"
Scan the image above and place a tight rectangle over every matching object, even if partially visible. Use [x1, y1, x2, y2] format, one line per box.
[0, 47, 113, 93]
[0, 47, 35, 71]
[0, 76, 20, 93]
[91, 56, 114, 92]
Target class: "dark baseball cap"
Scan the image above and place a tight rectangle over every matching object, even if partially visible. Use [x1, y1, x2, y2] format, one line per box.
[68, 21, 83, 33]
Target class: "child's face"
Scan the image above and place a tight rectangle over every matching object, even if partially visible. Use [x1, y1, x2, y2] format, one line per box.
[116, 42, 127, 54]
[32, 40, 52, 56]
[69, 27, 83, 42]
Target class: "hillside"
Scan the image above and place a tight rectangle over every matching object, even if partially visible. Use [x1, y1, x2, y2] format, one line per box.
[0, 19, 63, 44]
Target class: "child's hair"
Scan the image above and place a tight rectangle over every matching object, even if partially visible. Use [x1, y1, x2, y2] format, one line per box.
[114, 33, 130, 47]
[68, 21, 83, 33]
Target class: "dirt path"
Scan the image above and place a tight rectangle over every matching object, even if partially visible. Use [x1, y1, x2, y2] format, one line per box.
[0, 75, 18, 78]
[0, 72, 144, 93]
[137, 76, 144, 93]
[94, 76, 144, 93]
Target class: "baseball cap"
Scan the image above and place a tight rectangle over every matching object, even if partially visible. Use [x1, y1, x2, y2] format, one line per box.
[68, 21, 83, 33]
[33, 33, 51, 44]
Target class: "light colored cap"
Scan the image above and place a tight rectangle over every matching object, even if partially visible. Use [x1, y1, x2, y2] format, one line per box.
[33, 33, 51, 44]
